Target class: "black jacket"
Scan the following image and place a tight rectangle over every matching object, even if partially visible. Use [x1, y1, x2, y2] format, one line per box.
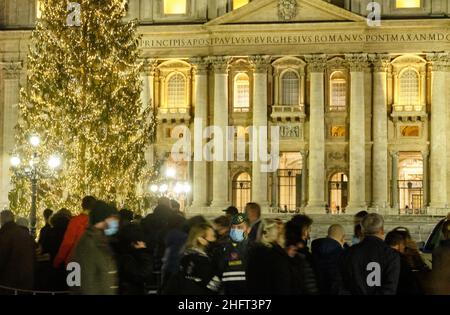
[247, 243, 318, 295]
[0, 222, 36, 292]
[396, 253, 422, 295]
[118, 248, 153, 295]
[163, 248, 220, 295]
[311, 237, 344, 294]
[337, 236, 400, 295]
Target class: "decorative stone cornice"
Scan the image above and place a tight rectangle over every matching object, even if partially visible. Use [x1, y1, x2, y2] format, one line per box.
[426, 52, 449, 72]
[189, 57, 210, 75]
[304, 54, 327, 73]
[345, 53, 368, 72]
[0, 61, 23, 79]
[249, 55, 271, 73]
[368, 54, 390, 72]
[208, 56, 231, 74]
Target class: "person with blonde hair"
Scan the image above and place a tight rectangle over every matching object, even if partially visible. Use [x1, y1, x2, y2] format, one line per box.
[247, 219, 306, 294]
[163, 223, 221, 295]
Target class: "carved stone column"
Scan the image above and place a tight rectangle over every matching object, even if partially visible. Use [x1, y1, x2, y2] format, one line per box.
[427, 53, 448, 212]
[0, 61, 22, 206]
[346, 53, 368, 213]
[369, 54, 390, 209]
[250, 55, 271, 211]
[304, 54, 327, 213]
[190, 57, 209, 209]
[210, 56, 230, 210]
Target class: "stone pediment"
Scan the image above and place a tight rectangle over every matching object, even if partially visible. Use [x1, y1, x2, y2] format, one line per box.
[206, 0, 365, 26]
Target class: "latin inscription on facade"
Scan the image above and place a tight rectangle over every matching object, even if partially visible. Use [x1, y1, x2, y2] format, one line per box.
[140, 32, 449, 49]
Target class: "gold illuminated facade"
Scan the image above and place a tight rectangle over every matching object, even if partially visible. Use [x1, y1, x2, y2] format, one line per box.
[1, 0, 449, 215]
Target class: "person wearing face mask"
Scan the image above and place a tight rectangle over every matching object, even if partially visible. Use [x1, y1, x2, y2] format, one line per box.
[214, 213, 250, 295]
[163, 223, 221, 295]
[71, 200, 119, 295]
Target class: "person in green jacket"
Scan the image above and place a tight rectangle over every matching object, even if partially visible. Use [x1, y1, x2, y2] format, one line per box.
[71, 200, 119, 295]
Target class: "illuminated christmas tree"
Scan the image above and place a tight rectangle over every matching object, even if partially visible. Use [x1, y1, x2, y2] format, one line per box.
[9, 0, 156, 216]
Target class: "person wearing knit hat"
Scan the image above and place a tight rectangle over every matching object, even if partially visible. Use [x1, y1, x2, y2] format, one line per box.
[88, 200, 118, 228]
[71, 200, 119, 295]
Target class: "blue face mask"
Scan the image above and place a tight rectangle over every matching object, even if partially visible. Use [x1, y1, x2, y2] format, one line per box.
[105, 219, 119, 236]
[230, 228, 245, 242]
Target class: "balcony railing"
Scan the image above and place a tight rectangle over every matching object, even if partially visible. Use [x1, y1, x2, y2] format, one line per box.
[329, 105, 347, 112]
[393, 104, 424, 112]
[157, 107, 191, 123]
[272, 105, 304, 113]
[233, 107, 251, 113]
[159, 107, 189, 114]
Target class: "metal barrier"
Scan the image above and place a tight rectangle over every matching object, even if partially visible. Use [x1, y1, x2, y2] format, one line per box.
[0, 285, 70, 295]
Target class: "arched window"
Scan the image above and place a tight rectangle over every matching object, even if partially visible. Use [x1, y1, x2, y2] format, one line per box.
[234, 73, 250, 112]
[399, 68, 419, 106]
[330, 71, 346, 111]
[329, 172, 348, 214]
[232, 0, 250, 10]
[164, 0, 187, 15]
[167, 73, 186, 108]
[232, 172, 251, 211]
[281, 71, 299, 106]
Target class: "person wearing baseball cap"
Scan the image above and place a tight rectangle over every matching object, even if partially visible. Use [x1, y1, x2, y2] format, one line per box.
[223, 206, 239, 217]
[213, 213, 249, 295]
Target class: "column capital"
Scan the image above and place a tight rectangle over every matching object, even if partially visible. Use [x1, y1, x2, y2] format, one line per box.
[305, 54, 327, 72]
[426, 52, 449, 71]
[368, 54, 390, 72]
[189, 57, 210, 75]
[421, 149, 429, 158]
[389, 150, 399, 158]
[138, 58, 158, 76]
[0, 61, 23, 79]
[345, 53, 368, 72]
[208, 56, 231, 74]
[249, 55, 271, 73]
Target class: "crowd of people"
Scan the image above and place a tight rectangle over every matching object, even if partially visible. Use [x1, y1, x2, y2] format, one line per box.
[0, 196, 449, 295]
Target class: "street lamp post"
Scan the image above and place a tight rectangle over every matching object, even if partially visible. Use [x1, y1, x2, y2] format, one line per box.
[148, 167, 191, 210]
[10, 134, 62, 238]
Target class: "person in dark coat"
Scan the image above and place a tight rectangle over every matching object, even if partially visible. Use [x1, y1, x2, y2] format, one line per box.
[40, 209, 72, 291]
[38, 208, 53, 245]
[289, 214, 314, 267]
[160, 212, 188, 291]
[215, 214, 250, 295]
[119, 208, 134, 228]
[0, 210, 36, 294]
[116, 223, 153, 295]
[311, 224, 346, 294]
[163, 223, 220, 295]
[385, 230, 422, 295]
[71, 200, 119, 295]
[337, 213, 400, 295]
[141, 200, 174, 274]
[284, 219, 319, 295]
[424, 219, 450, 295]
[247, 218, 305, 295]
[245, 203, 262, 242]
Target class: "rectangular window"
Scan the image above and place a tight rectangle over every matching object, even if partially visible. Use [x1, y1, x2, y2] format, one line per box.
[396, 0, 421, 8]
[233, 0, 250, 10]
[331, 80, 346, 110]
[164, 0, 187, 15]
